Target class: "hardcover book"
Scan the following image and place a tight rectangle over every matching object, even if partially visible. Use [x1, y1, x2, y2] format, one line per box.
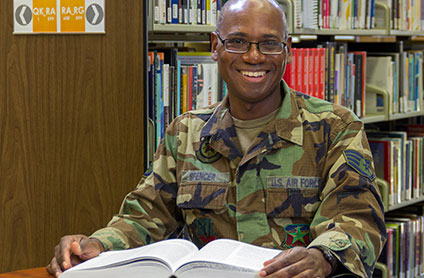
[59, 239, 281, 278]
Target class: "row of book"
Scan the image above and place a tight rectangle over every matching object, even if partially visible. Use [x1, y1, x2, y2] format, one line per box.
[294, 0, 424, 32]
[381, 0, 424, 31]
[147, 49, 224, 148]
[367, 127, 424, 207]
[153, 0, 224, 25]
[376, 212, 424, 278]
[283, 43, 368, 118]
[294, 0, 377, 29]
[284, 42, 424, 118]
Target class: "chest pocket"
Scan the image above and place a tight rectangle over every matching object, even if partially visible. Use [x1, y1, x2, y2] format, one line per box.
[265, 176, 321, 218]
[177, 182, 229, 210]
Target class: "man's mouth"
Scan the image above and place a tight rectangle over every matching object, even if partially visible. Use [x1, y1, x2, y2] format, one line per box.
[239, 70, 267, 77]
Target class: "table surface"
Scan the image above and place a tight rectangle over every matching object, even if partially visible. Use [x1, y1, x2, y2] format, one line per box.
[0, 267, 53, 278]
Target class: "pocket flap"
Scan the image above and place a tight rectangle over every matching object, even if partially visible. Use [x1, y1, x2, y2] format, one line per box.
[177, 183, 228, 210]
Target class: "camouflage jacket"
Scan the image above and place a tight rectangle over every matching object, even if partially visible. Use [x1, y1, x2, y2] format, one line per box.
[91, 81, 386, 277]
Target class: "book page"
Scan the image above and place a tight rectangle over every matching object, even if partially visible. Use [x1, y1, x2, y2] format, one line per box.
[62, 239, 198, 272]
[179, 239, 282, 271]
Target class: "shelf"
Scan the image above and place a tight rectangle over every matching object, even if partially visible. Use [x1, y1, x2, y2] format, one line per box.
[362, 115, 387, 124]
[292, 28, 388, 36]
[390, 30, 424, 36]
[387, 195, 424, 212]
[148, 32, 211, 42]
[389, 111, 424, 121]
[151, 24, 216, 33]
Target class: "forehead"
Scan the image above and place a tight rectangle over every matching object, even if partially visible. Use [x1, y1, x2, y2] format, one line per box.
[219, 0, 285, 37]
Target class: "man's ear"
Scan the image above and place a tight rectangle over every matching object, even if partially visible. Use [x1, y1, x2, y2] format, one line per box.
[211, 32, 219, 61]
[285, 36, 293, 64]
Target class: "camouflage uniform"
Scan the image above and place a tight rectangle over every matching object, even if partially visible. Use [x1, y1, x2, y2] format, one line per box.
[91, 81, 386, 278]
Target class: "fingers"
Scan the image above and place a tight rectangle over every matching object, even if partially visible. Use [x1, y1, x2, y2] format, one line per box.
[52, 235, 90, 271]
[261, 248, 301, 276]
[71, 241, 82, 256]
[55, 237, 72, 270]
[48, 234, 103, 277]
[78, 237, 104, 260]
[46, 257, 62, 277]
[259, 247, 328, 278]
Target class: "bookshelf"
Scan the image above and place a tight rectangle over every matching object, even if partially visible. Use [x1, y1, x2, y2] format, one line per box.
[145, 0, 424, 277]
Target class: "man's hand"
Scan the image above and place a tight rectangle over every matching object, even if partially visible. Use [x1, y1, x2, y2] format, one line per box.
[46, 235, 104, 277]
[259, 247, 333, 278]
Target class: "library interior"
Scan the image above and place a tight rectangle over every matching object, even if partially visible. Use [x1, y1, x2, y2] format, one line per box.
[1, 0, 424, 278]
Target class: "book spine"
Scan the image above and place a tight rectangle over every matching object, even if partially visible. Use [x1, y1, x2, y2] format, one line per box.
[308, 48, 314, 97]
[297, 48, 303, 92]
[197, 0, 202, 24]
[206, 0, 211, 25]
[291, 48, 298, 91]
[211, 0, 217, 26]
[319, 48, 326, 100]
[154, 0, 160, 23]
[155, 53, 164, 147]
[192, 66, 198, 110]
[181, 66, 188, 113]
[188, 66, 194, 111]
[183, 0, 188, 24]
[313, 48, 319, 98]
[201, 0, 206, 24]
[163, 63, 170, 129]
[179, 0, 183, 23]
[160, 0, 167, 24]
[171, 0, 179, 23]
[177, 60, 182, 116]
[167, 0, 172, 23]
[148, 52, 156, 124]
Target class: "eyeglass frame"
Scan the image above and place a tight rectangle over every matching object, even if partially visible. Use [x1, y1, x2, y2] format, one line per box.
[215, 32, 288, 55]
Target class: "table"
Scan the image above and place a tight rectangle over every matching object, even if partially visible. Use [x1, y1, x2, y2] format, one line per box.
[0, 267, 53, 278]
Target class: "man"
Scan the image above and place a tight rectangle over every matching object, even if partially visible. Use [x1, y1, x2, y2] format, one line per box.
[47, 0, 386, 277]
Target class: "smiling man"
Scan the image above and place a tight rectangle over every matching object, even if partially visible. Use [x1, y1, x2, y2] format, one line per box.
[47, 0, 386, 277]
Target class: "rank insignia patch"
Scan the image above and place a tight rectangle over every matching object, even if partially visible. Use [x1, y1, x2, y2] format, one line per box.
[282, 224, 311, 248]
[196, 139, 222, 164]
[343, 150, 375, 180]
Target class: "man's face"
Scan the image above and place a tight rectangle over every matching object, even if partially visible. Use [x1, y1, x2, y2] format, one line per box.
[211, 0, 291, 106]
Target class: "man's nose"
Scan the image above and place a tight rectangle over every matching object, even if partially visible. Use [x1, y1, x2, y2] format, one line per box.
[242, 43, 266, 63]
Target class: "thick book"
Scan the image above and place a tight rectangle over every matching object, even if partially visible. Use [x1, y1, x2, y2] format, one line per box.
[59, 238, 281, 278]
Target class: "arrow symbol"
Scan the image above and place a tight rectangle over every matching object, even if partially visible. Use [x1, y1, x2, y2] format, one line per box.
[91, 5, 99, 24]
[20, 6, 27, 25]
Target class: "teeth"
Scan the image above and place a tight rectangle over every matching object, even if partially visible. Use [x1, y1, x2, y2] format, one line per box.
[240, 71, 266, 77]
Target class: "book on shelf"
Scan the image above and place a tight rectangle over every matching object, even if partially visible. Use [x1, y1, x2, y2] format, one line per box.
[385, 214, 424, 278]
[59, 238, 282, 278]
[154, 0, 222, 26]
[367, 131, 408, 205]
[368, 138, 398, 205]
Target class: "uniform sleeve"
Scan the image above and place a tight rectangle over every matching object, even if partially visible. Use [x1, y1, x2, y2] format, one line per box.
[90, 120, 183, 251]
[308, 118, 387, 278]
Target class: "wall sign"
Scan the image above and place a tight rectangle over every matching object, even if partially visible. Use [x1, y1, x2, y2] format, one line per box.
[14, 0, 105, 34]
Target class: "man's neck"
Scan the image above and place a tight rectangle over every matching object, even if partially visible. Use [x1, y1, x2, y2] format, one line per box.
[228, 92, 282, 120]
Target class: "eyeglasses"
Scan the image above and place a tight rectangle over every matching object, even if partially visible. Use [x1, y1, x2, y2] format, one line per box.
[216, 32, 287, 55]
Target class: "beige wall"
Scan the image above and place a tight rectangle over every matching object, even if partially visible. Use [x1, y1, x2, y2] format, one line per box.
[0, 1, 145, 273]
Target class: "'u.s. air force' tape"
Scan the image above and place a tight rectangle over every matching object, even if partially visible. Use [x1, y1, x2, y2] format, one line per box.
[343, 149, 375, 180]
[267, 176, 322, 188]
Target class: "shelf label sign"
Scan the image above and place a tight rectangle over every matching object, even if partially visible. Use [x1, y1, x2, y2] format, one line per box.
[14, 0, 105, 34]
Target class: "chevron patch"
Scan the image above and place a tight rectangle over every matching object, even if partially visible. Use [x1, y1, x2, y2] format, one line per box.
[343, 150, 375, 180]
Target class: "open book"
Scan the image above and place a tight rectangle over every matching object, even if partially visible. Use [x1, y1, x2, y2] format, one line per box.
[59, 238, 282, 278]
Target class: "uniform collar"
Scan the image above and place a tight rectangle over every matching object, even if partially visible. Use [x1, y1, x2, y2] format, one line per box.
[200, 80, 303, 147]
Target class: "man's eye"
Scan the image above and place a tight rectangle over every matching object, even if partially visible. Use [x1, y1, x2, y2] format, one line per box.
[262, 41, 279, 46]
[228, 39, 246, 45]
